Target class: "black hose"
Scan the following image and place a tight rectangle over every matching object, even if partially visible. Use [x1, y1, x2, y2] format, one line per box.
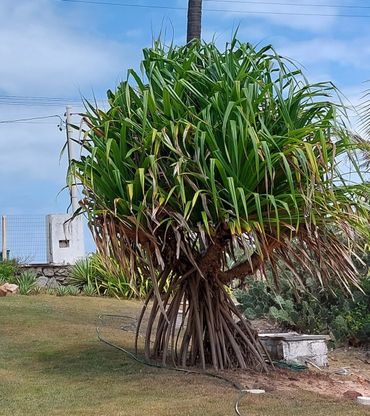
[96, 313, 250, 415]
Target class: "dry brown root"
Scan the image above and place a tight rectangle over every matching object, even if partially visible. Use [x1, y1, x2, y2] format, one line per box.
[137, 271, 271, 371]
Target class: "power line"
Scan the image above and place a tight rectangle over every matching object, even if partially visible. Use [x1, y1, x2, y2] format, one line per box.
[0, 95, 107, 108]
[0, 96, 82, 107]
[58, 0, 370, 18]
[0, 95, 80, 102]
[0, 102, 82, 107]
[204, 0, 370, 10]
[0, 101, 84, 108]
[0, 121, 61, 125]
[60, 0, 186, 11]
[0, 115, 64, 124]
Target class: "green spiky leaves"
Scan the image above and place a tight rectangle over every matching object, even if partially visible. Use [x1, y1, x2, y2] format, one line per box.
[73, 38, 369, 291]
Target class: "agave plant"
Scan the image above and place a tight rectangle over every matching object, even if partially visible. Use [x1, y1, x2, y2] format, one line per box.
[68, 257, 95, 289]
[55, 285, 70, 297]
[69, 253, 152, 299]
[71, 38, 369, 370]
[16, 271, 37, 295]
[82, 283, 97, 297]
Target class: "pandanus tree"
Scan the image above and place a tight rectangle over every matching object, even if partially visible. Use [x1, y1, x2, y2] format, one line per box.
[71, 39, 369, 371]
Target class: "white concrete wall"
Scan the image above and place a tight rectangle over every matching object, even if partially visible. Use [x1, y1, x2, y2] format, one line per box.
[46, 214, 85, 265]
[282, 339, 328, 367]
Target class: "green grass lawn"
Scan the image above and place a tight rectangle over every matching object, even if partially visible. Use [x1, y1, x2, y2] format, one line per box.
[0, 295, 369, 416]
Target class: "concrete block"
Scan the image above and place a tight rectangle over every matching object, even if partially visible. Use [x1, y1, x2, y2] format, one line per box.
[357, 396, 370, 405]
[259, 332, 329, 367]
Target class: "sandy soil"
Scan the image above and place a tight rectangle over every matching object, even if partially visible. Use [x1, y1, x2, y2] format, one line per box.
[233, 348, 370, 400]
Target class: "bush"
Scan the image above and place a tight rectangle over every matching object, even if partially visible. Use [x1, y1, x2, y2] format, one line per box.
[66, 285, 79, 296]
[15, 271, 37, 295]
[0, 262, 38, 295]
[55, 286, 69, 297]
[235, 275, 370, 346]
[68, 257, 94, 289]
[0, 260, 19, 284]
[68, 253, 152, 299]
[82, 284, 97, 297]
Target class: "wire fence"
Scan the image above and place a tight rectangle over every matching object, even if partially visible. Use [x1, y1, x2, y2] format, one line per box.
[1, 215, 47, 263]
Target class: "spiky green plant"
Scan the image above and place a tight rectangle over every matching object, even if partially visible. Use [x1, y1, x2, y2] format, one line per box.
[68, 253, 152, 299]
[82, 283, 97, 297]
[66, 285, 80, 296]
[55, 285, 69, 297]
[71, 38, 369, 370]
[16, 271, 37, 295]
[53, 285, 79, 297]
[68, 256, 96, 289]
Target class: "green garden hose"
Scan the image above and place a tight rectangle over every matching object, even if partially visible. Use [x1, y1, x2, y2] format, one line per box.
[96, 313, 249, 415]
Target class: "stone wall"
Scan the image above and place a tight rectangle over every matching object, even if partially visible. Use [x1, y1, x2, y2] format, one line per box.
[21, 264, 72, 288]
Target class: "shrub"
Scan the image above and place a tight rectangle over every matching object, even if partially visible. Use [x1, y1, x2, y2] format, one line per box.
[55, 286, 69, 297]
[68, 257, 95, 289]
[31, 285, 43, 295]
[68, 253, 152, 299]
[235, 279, 273, 320]
[82, 284, 97, 297]
[66, 286, 79, 296]
[235, 275, 370, 346]
[15, 271, 37, 295]
[0, 260, 19, 283]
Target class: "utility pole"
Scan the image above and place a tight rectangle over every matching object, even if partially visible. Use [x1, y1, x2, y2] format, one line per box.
[65, 106, 79, 213]
[187, 0, 203, 43]
[1, 215, 7, 261]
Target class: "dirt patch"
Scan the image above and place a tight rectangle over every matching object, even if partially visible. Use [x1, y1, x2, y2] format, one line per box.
[232, 348, 370, 400]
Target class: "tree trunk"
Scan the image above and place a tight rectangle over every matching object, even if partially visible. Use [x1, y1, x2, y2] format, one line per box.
[187, 0, 203, 43]
[138, 268, 271, 371]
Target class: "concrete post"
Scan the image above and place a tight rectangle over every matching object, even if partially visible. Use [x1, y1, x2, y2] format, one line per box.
[1, 215, 7, 261]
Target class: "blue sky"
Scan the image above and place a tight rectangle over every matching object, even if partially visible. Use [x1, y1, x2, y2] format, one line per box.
[1, 0, 369, 253]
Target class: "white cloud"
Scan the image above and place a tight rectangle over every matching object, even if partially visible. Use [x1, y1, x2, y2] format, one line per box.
[0, 109, 66, 181]
[201, 24, 271, 46]
[0, 0, 139, 187]
[0, 0, 135, 96]
[210, 0, 338, 33]
[277, 37, 370, 70]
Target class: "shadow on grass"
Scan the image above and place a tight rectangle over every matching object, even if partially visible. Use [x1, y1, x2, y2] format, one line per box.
[35, 342, 158, 379]
[34, 340, 228, 394]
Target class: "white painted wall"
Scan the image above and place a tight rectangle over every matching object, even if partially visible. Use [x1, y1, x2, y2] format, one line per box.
[46, 214, 85, 265]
